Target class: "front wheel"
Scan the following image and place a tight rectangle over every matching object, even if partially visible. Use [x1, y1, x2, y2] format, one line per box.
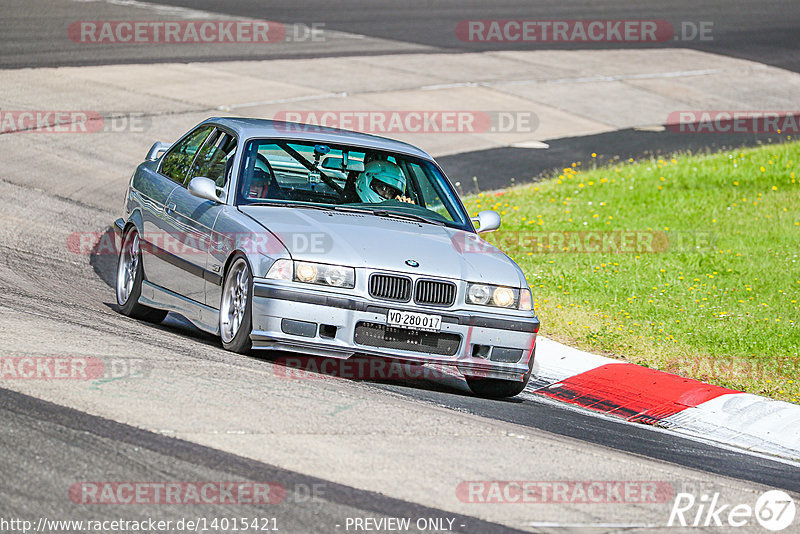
[116, 227, 168, 323]
[219, 255, 253, 354]
[466, 347, 535, 398]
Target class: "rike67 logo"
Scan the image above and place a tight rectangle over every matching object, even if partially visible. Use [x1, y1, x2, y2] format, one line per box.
[669, 490, 796, 531]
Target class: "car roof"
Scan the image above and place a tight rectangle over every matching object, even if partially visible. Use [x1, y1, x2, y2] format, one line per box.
[202, 117, 433, 160]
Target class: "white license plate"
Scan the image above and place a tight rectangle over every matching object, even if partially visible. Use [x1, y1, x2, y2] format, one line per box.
[386, 309, 442, 332]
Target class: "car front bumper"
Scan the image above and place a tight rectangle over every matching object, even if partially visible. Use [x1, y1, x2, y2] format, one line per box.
[250, 280, 539, 382]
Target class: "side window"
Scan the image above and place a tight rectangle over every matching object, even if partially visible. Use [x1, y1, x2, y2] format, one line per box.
[407, 162, 455, 222]
[189, 130, 238, 187]
[160, 126, 213, 184]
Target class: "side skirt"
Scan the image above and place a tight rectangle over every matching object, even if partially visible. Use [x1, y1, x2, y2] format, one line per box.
[139, 281, 220, 335]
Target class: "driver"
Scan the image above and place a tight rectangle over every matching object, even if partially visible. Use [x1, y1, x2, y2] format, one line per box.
[355, 160, 407, 202]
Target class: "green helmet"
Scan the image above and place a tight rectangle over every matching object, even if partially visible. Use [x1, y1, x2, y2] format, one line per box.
[356, 160, 406, 203]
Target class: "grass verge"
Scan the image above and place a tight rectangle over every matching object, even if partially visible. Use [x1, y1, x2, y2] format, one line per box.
[462, 141, 800, 403]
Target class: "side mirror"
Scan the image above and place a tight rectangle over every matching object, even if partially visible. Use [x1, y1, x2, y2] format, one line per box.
[471, 210, 501, 233]
[146, 141, 171, 161]
[188, 177, 224, 203]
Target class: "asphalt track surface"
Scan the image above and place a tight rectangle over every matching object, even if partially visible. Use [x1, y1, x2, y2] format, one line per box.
[366, 381, 800, 494]
[0, 387, 521, 534]
[5, 0, 799, 72]
[3, 381, 799, 528]
[3, 0, 797, 190]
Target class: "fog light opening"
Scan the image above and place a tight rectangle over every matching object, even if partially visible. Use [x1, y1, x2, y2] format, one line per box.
[319, 324, 338, 339]
[472, 344, 491, 359]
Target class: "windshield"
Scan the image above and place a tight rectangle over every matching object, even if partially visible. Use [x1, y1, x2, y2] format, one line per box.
[236, 139, 472, 230]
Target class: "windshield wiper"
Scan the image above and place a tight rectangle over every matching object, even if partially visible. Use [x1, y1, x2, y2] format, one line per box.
[370, 209, 445, 226]
[243, 202, 371, 215]
[243, 202, 445, 226]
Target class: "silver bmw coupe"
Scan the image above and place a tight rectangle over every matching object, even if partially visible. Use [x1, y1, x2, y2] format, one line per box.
[114, 118, 540, 397]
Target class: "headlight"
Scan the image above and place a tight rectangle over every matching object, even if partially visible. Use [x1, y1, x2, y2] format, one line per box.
[493, 286, 515, 307]
[266, 259, 355, 288]
[294, 261, 355, 288]
[467, 284, 492, 305]
[323, 265, 349, 287]
[466, 282, 527, 309]
[296, 262, 317, 282]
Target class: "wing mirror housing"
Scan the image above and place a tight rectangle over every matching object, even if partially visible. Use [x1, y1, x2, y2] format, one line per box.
[188, 177, 225, 203]
[146, 141, 171, 161]
[471, 210, 501, 233]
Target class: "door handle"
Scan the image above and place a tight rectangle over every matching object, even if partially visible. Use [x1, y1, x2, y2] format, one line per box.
[165, 202, 176, 215]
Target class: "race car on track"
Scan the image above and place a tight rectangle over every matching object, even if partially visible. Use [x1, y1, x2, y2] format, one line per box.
[114, 118, 540, 397]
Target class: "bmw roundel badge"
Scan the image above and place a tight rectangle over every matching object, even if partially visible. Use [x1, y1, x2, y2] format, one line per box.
[405, 259, 419, 267]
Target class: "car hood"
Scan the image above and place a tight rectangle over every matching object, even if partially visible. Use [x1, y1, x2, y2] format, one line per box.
[239, 206, 526, 287]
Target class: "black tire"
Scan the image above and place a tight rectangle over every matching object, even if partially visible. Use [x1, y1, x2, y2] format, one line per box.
[466, 347, 536, 398]
[219, 255, 253, 354]
[116, 227, 168, 324]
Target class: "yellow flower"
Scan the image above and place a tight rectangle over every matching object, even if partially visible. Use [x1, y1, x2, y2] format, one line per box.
[591, 152, 597, 158]
[772, 185, 778, 190]
[733, 181, 739, 186]
[760, 166, 766, 172]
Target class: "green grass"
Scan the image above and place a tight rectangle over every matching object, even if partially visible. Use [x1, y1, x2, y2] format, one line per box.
[462, 141, 800, 403]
